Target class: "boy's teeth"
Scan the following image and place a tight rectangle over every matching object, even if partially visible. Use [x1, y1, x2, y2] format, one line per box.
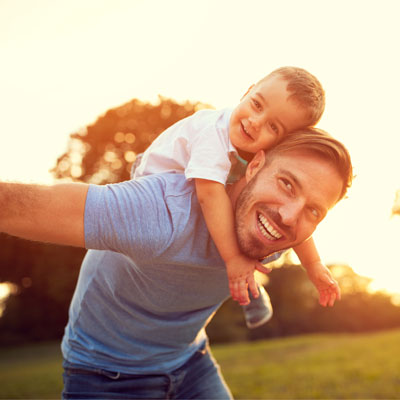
[258, 214, 282, 240]
[242, 124, 250, 136]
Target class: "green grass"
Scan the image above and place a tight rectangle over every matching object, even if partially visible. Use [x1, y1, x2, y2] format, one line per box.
[1, 330, 400, 399]
[0, 342, 63, 399]
[214, 329, 400, 399]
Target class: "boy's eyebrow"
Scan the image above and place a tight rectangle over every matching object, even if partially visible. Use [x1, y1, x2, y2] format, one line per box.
[255, 92, 288, 134]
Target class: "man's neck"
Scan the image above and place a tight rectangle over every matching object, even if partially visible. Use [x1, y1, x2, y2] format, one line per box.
[226, 178, 246, 211]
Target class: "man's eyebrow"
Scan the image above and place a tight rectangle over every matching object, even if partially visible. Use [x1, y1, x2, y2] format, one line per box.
[255, 92, 287, 133]
[279, 168, 302, 190]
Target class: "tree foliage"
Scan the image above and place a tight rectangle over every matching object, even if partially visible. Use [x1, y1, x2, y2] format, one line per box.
[392, 189, 400, 216]
[207, 263, 400, 344]
[51, 96, 212, 184]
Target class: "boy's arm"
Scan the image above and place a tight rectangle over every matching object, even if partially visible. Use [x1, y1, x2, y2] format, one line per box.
[0, 182, 88, 247]
[293, 237, 341, 307]
[195, 178, 270, 305]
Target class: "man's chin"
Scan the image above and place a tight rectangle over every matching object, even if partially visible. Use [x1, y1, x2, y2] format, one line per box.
[239, 241, 285, 260]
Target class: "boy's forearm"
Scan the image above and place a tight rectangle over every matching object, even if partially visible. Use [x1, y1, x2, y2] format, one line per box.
[293, 236, 321, 269]
[195, 179, 241, 262]
[0, 181, 88, 247]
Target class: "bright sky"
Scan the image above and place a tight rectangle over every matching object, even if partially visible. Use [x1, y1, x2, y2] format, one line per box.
[1, 0, 400, 294]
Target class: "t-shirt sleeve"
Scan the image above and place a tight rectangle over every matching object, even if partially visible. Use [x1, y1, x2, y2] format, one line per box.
[184, 125, 232, 184]
[84, 178, 172, 261]
[261, 250, 287, 265]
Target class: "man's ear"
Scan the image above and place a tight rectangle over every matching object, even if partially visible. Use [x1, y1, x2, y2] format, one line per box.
[245, 150, 266, 182]
[240, 84, 255, 101]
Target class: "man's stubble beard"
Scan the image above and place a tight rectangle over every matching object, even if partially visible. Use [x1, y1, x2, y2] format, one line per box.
[234, 174, 270, 260]
[234, 173, 294, 260]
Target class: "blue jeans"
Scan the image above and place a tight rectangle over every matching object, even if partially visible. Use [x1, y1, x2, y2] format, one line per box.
[62, 344, 233, 399]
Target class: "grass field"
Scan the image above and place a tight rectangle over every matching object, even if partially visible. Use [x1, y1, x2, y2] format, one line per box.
[1, 329, 400, 399]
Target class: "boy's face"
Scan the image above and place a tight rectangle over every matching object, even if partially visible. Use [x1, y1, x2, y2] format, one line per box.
[229, 76, 310, 158]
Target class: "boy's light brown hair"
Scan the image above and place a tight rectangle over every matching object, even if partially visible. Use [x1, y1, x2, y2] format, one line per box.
[259, 66, 325, 126]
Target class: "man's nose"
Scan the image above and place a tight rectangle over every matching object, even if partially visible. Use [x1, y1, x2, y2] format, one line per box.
[279, 200, 304, 227]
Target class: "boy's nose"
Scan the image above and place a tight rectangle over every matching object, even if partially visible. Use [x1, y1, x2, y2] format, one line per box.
[249, 115, 264, 130]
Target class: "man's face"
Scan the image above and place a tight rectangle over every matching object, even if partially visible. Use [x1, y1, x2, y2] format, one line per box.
[229, 76, 310, 159]
[234, 151, 343, 259]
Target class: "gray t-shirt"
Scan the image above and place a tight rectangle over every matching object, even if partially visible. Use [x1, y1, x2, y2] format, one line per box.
[61, 173, 230, 374]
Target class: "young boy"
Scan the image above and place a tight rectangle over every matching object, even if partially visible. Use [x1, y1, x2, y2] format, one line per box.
[132, 66, 340, 328]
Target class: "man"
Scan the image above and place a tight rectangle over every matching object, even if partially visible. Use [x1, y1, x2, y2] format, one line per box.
[0, 128, 352, 399]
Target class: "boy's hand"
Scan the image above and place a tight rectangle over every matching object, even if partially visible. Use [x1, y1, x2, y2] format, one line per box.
[305, 261, 341, 307]
[226, 255, 271, 306]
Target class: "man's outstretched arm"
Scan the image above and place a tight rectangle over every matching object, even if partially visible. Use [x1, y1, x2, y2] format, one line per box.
[0, 182, 89, 247]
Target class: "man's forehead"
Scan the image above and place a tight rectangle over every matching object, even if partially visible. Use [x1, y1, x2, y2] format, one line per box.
[270, 149, 327, 167]
[266, 150, 343, 208]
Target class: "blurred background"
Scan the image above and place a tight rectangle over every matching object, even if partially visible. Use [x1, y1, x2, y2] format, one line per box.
[1, 0, 400, 347]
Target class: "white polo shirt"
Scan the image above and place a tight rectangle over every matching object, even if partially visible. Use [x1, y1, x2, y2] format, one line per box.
[133, 108, 236, 184]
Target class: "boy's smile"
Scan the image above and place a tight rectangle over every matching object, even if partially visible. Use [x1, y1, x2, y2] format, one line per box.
[229, 76, 310, 160]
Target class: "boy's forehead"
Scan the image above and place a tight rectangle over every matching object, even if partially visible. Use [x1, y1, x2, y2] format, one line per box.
[254, 75, 288, 93]
[249, 78, 310, 134]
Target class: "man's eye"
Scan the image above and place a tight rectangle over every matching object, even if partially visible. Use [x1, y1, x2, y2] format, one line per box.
[310, 208, 319, 219]
[280, 178, 293, 193]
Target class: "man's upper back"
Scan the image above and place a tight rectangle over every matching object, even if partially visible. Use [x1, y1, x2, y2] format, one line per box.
[62, 173, 230, 374]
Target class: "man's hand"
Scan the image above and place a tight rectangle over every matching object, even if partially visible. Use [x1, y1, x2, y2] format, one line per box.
[305, 261, 341, 307]
[226, 255, 271, 306]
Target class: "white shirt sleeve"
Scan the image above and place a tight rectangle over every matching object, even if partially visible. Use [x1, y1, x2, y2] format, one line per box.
[134, 109, 234, 185]
[184, 122, 232, 184]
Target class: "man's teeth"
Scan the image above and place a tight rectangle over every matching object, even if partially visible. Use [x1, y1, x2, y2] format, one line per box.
[258, 214, 282, 240]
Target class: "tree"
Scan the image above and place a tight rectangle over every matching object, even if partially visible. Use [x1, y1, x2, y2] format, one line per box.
[392, 189, 400, 216]
[52, 96, 211, 184]
[208, 262, 400, 344]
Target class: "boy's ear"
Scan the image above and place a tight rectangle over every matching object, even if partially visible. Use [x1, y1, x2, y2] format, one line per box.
[245, 150, 265, 182]
[241, 84, 255, 100]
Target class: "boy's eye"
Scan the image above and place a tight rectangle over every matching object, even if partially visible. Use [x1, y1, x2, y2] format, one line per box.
[269, 123, 279, 134]
[252, 99, 262, 110]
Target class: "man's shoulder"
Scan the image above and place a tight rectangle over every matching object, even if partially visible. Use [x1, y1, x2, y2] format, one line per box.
[132, 173, 196, 202]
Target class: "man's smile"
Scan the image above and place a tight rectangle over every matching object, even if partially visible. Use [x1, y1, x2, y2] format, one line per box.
[257, 212, 283, 241]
